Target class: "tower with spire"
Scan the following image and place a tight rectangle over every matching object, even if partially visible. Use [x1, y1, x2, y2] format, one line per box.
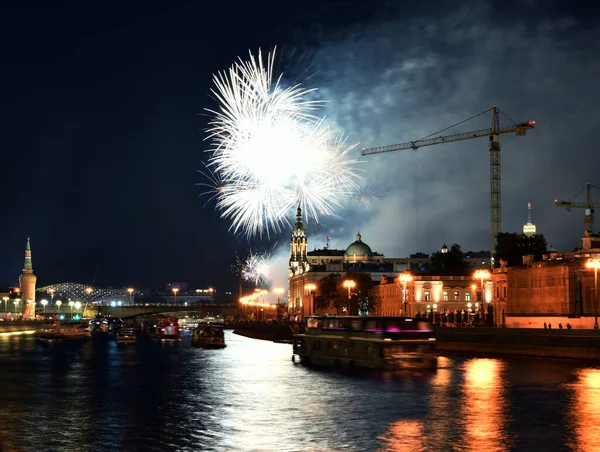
[289, 206, 309, 277]
[523, 202, 537, 237]
[19, 237, 37, 319]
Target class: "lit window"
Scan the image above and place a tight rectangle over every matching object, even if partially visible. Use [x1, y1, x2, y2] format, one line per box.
[443, 292, 449, 302]
[425, 292, 430, 301]
[465, 292, 471, 302]
[454, 291, 459, 301]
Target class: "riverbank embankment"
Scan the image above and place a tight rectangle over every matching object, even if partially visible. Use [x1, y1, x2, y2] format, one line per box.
[0, 321, 42, 334]
[233, 323, 294, 342]
[435, 327, 600, 360]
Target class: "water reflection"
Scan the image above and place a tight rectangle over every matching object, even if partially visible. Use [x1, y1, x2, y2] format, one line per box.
[461, 358, 511, 451]
[378, 420, 426, 452]
[566, 368, 600, 451]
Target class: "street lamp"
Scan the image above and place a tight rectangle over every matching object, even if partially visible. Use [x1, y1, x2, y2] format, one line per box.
[14, 298, 20, 315]
[397, 272, 413, 316]
[274, 287, 285, 320]
[127, 287, 134, 305]
[69, 300, 75, 319]
[2, 296, 8, 313]
[586, 258, 600, 330]
[41, 299, 48, 315]
[303, 284, 316, 316]
[56, 300, 62, 315]
[343, 280, 356, 315]
[172, 287, 179, 305]
[474, 269, 491, 319]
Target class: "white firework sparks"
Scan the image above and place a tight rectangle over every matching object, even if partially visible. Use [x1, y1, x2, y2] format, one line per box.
[241, 252, 272, 286]
[204, 48, 362, 238]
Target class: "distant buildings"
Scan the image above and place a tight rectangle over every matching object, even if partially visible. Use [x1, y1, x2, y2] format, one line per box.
[288, 207, 492, 319]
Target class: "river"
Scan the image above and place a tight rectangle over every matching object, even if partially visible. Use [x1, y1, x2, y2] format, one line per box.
[0, 330, 599, 451]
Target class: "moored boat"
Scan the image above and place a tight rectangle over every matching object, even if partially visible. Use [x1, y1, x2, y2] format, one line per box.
[192, 324, 226, 349]
[292, 316, 437, 370]
[116, 327, 137, 343]
[150, 316, 180, 340]
[38, 321, 90, 340]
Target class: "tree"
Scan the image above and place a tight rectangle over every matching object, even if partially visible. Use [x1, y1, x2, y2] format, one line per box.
[494, 233, 548, 267]
[317, 272, 375, 315]
[429, 244, 469, 275]
[317, 273, 343, 314]
[343, 272, 375, 315]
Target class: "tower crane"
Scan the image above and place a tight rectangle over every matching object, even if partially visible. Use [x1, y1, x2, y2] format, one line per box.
[361, 106, 535, 258]
[555, 182, 600, 233]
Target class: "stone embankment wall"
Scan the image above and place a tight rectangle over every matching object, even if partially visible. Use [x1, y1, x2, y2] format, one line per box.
[233, 323, 294, 342]
[435, 327, 600, 360]
[0, 321, 42, 334]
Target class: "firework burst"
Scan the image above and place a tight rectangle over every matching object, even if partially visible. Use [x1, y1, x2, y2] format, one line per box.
[239, 252, 272, 286]
[204, 48, 363, 238]
[351, 182, 390, 213]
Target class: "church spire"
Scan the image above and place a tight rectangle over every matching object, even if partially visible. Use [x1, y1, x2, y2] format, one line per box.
[289, 206, 309, 276]
[23, 237, 33, 274]
[523, 202, 537, 236]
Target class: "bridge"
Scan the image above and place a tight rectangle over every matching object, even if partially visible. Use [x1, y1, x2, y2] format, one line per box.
[37, 303, 241, 319]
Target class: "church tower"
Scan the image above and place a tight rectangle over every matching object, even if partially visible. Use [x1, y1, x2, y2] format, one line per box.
[289, 206, 309, 277]
[19, 237, 37, 319]
[523, 202, 537, 237]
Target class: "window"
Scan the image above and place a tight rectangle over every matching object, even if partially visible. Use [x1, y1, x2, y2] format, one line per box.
[503, 287, 507, 298]
[425, 292, 430, 301]
[477, 292, 482, 302]
[454, 291, 460, 301]
[443, 292, 449, 302]
[465, 292, 471, 302]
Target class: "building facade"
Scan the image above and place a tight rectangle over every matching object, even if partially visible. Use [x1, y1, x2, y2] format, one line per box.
[372, 274, 493, 320]
[493, 231, 600, 329]
[19, 237, 36, 319]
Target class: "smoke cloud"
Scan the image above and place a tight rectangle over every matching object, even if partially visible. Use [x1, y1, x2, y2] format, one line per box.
[302, 0, 600, 256]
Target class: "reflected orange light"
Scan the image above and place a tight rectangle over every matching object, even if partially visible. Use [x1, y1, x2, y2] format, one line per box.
[568, 369, 600, 451]
[378, 420, 425, 451]
[461, 359, 510, 452]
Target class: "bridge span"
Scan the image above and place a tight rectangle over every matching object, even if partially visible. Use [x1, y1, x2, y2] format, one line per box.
[39, 303, 241, 319]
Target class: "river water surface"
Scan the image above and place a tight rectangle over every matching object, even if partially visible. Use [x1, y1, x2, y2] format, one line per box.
[0, 330, 599, 451]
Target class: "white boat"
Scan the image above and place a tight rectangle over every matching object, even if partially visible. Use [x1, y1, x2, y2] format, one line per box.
[38, 321, 90, 340]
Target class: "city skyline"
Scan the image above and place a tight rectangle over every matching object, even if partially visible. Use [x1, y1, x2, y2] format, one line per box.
[1, 1, 599, 289]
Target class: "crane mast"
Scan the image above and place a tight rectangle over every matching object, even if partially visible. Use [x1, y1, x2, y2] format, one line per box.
[361, 106, 535, 259]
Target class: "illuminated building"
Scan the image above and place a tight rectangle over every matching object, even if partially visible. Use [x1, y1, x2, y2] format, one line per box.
[19, 237, 36, 319]
[492, 231, 600, 328]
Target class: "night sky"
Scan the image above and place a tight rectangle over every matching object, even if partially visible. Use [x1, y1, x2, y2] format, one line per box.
[1, 1, 599, 291]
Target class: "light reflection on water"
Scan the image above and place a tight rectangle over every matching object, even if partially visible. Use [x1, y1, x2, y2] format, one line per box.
[565, 368, 600, 451]
[0, 332, 597, 451]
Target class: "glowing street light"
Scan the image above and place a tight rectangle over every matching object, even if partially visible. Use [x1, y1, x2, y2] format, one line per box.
[274, 287, 285, 320]
[586, 258, 600, 330]
[13, 298, 20, 315]
[56, 300, 62, 314]
[41, 299, 48, 315]
[172, 287, 179, 305]
[2, 296, 8, 313]
[74, 301, 81, 311]
[474, 269, 491, 319]
[69, 300, 75, 318]
[397, 272, 413, 316]
[343, 280, 356, 315]
[127, 287, 134, 305]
